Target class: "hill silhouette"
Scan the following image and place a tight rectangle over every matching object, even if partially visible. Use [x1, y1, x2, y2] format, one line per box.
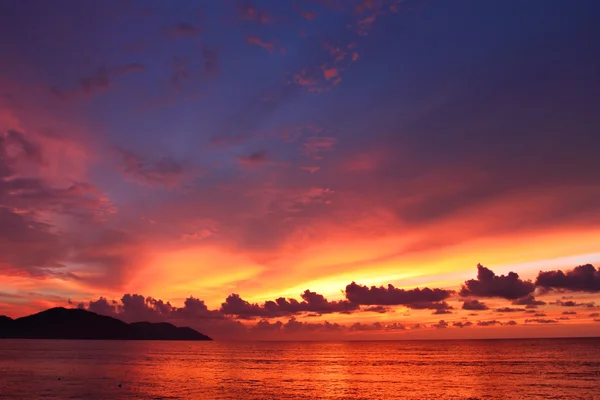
[0, 307, 212, 341]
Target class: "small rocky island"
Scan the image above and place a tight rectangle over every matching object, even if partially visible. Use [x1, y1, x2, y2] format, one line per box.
[0, 307, 212, 341]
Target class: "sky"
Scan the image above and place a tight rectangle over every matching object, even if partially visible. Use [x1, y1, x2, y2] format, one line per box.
[1, 0, 600, 340]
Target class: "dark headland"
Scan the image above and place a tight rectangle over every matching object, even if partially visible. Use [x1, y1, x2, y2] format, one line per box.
[0, 307, 212, 341]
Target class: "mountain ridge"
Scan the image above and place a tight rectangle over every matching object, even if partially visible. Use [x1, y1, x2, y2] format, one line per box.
[0, 307, 212, 341]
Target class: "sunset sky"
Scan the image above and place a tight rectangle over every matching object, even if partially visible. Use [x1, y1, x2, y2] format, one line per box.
[1, 0, 600, 340]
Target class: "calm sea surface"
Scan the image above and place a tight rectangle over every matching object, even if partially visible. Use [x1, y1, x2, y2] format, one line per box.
[0, 338, 599, 399]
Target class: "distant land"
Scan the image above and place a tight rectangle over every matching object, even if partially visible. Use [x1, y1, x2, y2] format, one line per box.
[0, 307, 212, 341]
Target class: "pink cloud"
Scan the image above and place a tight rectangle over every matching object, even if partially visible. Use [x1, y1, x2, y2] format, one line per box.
[302, 136, 338, 159]
[322, 66, 340, 81]
[238, 3, 273, 24]
[301, 166, 321, 174]
[297, 8, 317, 21]
[246, 36, 275, 53]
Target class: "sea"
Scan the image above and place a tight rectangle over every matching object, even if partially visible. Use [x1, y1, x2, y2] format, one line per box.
[0, 338, 599, 399]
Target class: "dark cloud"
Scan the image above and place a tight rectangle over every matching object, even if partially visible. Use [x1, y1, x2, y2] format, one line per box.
[511, 294, 546, 308]
[505, 320, 517, 326]
[536, 264, 600, 292]
[460, 264, 535, 300]
[115, 148, 189, 188]
[53, 64, 145, 98]
[452, 321, 472, 328]
[432, 320, 448, 329]
[533, 313, 547, 317]
[220, 290, 358, 319]
[462, 299, 488, 310]
[562, 311, 576, 315]
[384, 322, 406, 330]
[349, 322, 383, 331]
[171, 57, 191, 92]
[80, 293, 240, 339]
[495, 307, 525, 313]
[589, 313, 600, 318]
[237, 150, 270, 166]
[164, 22, 201, 37]
[250, 319, 283, 332]
[555, 300, 595, 307]
[525, 319, 558, 324]
[200, 45, 219, 76]
[409, 301, 454, 312]
[88, 297, 119, 316]
[363, 305, 392, 313]
[477, 320, 501, 326]
[344, 282, 453, 307]
[282, 317, 343, 333]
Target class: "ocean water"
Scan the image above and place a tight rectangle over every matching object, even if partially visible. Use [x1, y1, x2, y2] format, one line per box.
[0, 339, 599, 399]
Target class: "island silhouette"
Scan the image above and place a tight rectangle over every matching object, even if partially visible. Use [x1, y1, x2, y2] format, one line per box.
[0, 307, 211, 341]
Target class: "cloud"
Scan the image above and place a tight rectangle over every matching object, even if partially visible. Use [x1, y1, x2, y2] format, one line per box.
[220, 290, 359, 319]
[301, 136, 338, 159]
[301, 166, 320, 174]
[432, 320, 448, 329]
[535, 264, 600, 292]
[297, 8, 317, 21]
[238, 3, 273, 24]
[363, 305, 391, 313]
[163, 22, 201, 37]
[525, 319, 558, 324]
[246, 36, 275, 53]
[562, 311, 576, 315]
[462, 299, 488, 310]
[115, 148, 190, 188]
[349, 322, 383, 331]
[495, 307, 525, 313]
[79, 294, 242, 339]
[533, 313, 547, 317]
[589, 313, 600, 318]
[54, 64, 145, 98]
[344, 282, 453, 308]
[505, 320, 518, 326]
[200, 46, 219, 76]
[477, 320, 501, 326]
[452, 321, 473, 328]
[282, 317, 343, 333]
[459, 264, 535, 300]
[555, 300, 595, 307]
[511, 294, 546, 308]
[171, 57, 191, 92]
[237, 150, 270, 166]
[321, 66, 339, 81]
